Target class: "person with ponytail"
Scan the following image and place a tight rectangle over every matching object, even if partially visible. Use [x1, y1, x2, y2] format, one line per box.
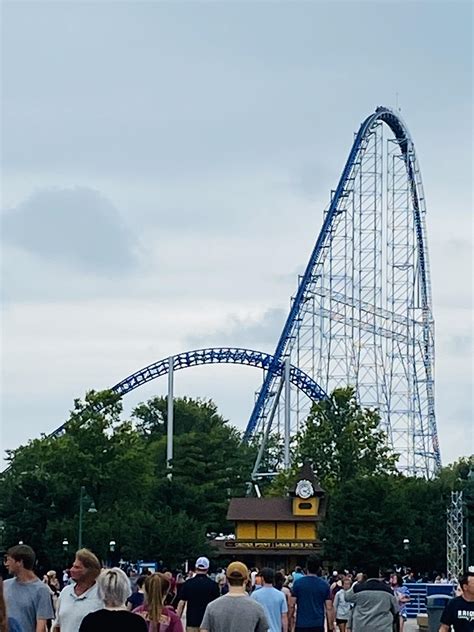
[79, 568, 146, 632]
[0, 578, 23, 632]
[133, 573, 183, 632]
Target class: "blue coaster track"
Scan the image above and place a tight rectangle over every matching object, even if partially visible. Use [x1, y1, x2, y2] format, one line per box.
[111, 347, 327, 402]
[46, 347, 326, 439]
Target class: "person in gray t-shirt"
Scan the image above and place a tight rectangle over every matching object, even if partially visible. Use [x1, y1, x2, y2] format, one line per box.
[200, 561, 268, 632]
[4, 544, 55, 632]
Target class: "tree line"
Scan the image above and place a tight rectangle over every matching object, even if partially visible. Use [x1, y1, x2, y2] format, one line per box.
[1, 387, 472, 573]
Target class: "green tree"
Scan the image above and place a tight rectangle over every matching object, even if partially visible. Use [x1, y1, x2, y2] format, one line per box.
[133, 396, 255, 532]
[320, 468, 467, 573]
[298, 387, 398, 487]
[0, 390, 154, 566]
[0, 391, 255, 568]
[268, 387, 398, 495]
[320, 474, 401, 569]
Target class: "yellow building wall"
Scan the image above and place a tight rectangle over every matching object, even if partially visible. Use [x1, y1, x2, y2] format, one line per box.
[236, 522, 256, 539]
[236, 520, 317, 542]
[296, 522, 316, 540]
[292, 497, 319, 516]
[256, 522, 276, 540]
[276, 522, 296, 539]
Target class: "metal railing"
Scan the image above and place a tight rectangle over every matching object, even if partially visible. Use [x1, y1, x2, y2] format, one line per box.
[404, 583, 454, 618]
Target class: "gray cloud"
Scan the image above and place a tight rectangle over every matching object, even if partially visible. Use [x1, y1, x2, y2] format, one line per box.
[445, 238, 473, 254]
[186, 307, 287, 351]
[289, 160, 336, 202]
[441, 334, 473, 356]
[2, 187, 138, 274]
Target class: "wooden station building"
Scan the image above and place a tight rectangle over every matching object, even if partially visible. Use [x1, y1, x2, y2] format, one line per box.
[215, 464, 327, 570]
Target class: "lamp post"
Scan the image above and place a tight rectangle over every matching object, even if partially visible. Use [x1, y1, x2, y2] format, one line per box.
[62, 538, 69, 569]
[108, 540, 116, 568]
[403, 538, 410, 571]
[78, 486, 84, 549]
[78, 486, 97, 549]
[0, 520, 5, 554]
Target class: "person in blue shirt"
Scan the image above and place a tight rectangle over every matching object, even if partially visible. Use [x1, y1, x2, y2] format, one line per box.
[251, 568, 288, 632]
[290, 556, 335, 632]
[1, 577, 24, 632]
[3, 545, 54, 632]
[292, 566, 305, 586]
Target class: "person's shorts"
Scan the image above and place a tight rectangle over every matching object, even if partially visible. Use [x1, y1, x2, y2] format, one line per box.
[336, 619, 348, 624]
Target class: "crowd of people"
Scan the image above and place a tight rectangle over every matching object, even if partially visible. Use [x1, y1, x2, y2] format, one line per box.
[1, 543, 473, 632]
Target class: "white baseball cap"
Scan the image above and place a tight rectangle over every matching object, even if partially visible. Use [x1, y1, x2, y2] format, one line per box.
[195, 556, 210, 570]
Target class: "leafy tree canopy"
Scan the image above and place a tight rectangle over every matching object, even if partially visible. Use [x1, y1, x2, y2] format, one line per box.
[1, 386, 472, 575]
[269, 386, 398, 495]
[299, 387, 398, 485]
[0, 391, 255, 569]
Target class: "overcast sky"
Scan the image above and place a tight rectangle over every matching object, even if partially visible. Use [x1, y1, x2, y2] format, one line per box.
[1, 1, 473, 467]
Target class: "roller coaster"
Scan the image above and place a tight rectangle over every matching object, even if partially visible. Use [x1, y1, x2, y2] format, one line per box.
[47, 106, 440, 479]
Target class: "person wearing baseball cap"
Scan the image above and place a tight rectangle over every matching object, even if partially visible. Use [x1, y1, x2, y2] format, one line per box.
[176, 557, 219, 632]
[200, 562, 268, 632]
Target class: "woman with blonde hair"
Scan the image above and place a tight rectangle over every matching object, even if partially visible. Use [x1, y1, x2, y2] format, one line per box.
[133, 573, 183, 632]
[79, 568, 146, 631]
[0, 579, 22, 632]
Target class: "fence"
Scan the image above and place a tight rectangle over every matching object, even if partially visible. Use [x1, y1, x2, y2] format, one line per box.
[405, 583, 455, 618]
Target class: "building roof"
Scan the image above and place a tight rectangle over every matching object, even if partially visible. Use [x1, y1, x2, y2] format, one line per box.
[227, 497, 325, 522]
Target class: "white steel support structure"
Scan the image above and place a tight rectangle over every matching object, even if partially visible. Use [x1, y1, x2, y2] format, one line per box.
[447, 491, 464, 581]
[284, 357, 291, 469]
[166, 356, 174, 479]
[248, 108, 439, 478]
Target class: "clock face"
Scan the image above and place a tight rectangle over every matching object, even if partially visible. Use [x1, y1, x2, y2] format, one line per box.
[296, 479, 314, 499]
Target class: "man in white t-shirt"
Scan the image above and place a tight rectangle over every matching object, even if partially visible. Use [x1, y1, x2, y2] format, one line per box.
[53, 549, 103, 632]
